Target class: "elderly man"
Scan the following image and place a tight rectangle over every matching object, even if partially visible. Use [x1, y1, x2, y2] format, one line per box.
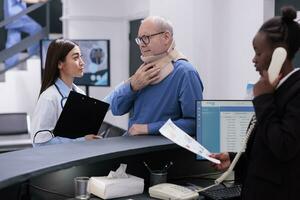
[107, 16, 203, 136]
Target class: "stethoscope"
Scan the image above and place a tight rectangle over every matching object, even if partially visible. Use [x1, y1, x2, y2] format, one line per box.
[54, 83, 75, 109]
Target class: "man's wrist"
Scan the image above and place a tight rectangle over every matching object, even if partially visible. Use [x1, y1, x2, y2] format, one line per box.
[130, 79, 138, 92]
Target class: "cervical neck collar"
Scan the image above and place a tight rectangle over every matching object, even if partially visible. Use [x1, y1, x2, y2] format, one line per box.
[140, 40, 187, 84]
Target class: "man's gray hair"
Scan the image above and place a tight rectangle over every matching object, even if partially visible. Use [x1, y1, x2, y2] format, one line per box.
[142, 16, 174, 36]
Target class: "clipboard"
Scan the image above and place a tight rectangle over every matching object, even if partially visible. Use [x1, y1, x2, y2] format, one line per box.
[53, 91, 109, 139]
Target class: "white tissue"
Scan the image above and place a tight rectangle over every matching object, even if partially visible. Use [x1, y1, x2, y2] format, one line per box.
[107, 163, 128, 178]
[87, 164, 144, 199]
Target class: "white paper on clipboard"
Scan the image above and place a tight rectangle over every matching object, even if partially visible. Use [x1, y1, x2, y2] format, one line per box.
[159, 119, 220, 164]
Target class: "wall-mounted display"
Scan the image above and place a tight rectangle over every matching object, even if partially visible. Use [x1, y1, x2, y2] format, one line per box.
[40, 39, 110, 86]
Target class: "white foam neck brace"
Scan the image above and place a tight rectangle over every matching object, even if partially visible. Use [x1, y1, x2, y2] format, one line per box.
[140, 41, 187, 84]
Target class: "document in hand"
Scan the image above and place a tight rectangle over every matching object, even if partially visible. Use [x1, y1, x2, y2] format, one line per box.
[159, 119, 220, 164]
[53, 91, 109, 139]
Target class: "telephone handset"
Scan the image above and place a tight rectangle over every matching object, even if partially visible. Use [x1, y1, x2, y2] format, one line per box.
[149, 183, 199, 200]
[268, 47, 287, 84]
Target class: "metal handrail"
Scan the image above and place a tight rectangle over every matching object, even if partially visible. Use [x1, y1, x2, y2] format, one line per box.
[0, 27, 48, 74]
[0, 3, 45, 28]
[0, 1, 50, 74]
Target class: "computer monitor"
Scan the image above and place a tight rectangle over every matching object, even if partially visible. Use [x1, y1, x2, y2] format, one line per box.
[196, 100, 254, 160]
[40, 39, 110, 86]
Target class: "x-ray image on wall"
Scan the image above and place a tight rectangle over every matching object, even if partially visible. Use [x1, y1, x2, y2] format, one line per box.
[40, 39, 110, 86]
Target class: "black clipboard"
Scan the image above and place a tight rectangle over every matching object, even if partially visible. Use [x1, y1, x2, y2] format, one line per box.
[53, 91, 109, 139]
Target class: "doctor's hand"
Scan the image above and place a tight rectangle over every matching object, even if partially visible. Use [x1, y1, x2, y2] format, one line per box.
[84, 134, 101, 141]
[130, 63, 160, 91]
[210, 152, 231, 172]
[253, 70, 281, 97]
[128, 124, 148, 136]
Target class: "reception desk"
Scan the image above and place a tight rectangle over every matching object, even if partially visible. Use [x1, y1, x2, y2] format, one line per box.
[0, 136, 211, 199]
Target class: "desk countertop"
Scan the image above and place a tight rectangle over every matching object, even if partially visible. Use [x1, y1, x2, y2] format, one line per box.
[0, 136, 177, 190]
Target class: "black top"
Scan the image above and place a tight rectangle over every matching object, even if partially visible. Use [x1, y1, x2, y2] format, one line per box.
[234, 70, 300, 200]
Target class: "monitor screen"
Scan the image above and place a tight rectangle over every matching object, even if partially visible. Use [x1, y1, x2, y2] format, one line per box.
[40, 39, 110, 86]
[196, 100, 254, 160]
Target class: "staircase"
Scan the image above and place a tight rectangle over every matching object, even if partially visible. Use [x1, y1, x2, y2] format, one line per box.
[0, 1, 51, 152]
[0, 0, 50, 78]
[0, 0, 51, 114]
[0, 56, 41, 112]
[0, 63, 4, 82]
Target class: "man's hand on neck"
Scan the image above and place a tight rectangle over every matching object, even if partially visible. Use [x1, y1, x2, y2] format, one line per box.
[130, 63, 160, 92]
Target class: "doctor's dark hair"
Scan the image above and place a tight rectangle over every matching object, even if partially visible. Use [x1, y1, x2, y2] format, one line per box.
[39, 39, 78, 95]
[258, 5, 300, 60]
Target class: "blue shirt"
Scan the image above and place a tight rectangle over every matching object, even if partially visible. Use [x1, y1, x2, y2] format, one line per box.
[110, 60, 203, 135]
[3, 0, 33, 29]
[4, 0, 26, 17]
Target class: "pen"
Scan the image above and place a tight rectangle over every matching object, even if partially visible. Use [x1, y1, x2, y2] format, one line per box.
[143, 161, 152, 173]
[162, 161, 173, 172]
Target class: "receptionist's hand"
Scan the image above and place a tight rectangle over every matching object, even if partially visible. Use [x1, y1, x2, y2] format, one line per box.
[128, 124, 148, 136]
[210, 152, 231, 172]
[253, 70, 281, 97]
[84, 134, 101, 141]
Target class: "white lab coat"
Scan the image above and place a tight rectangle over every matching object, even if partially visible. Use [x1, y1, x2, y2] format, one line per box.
[31, 81, 84, 145]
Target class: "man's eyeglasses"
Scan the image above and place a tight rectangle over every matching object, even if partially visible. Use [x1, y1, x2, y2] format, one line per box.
[135, 32, 165, 45]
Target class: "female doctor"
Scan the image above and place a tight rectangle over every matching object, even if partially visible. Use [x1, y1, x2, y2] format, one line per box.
[31, 39, 99, 146]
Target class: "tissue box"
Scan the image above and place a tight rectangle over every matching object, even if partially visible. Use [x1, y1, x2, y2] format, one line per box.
[87, 175, 144, 199]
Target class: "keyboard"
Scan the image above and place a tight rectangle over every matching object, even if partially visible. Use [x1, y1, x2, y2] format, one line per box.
[199, 184, 241, 200]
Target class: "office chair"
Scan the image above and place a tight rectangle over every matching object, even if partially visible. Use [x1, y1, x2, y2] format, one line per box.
[0, 113, 29, 135]
[0, 113, 32, 152]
